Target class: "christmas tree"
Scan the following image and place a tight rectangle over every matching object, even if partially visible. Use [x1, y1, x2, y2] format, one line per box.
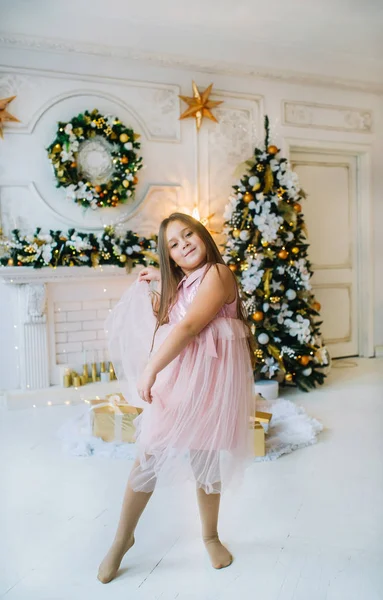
[223, 116, 329, 391]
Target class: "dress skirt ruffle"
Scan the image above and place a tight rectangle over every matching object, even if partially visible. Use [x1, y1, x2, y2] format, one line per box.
[106, 279, 256, 494]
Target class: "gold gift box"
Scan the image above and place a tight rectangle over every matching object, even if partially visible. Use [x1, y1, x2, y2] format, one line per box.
[254, 410, 272, 433]
[249, 411, 272, 457]
[90, 395, 143, 443]
[252, 421, 265, 457]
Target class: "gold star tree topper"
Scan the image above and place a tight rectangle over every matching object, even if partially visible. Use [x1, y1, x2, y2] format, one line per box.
[0, 96, 20, 139]
[179, 81, 223, 131]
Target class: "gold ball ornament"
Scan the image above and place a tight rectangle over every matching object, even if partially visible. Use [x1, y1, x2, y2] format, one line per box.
[119, 254, 127, 263]
[312, 301, 321, 311]
[292, 247, 300, 254]
[285, 373, 293, 382]
[122, 180, 130, 188]
[252, 182, 261, 192]
[232, 229, 240, 239]
[299, 355, 310, 366]
[251, 311, 264, 322]
[52, 143, 61, 153]
[293, 203, 302, 213]
[112, 195, 119, 203]
[261, 239, 269, 248]
[243, 192, 253, 204]
[267, 145, 279, 155]
[278, 249, 289, 260]
[119, 133, 129, 143]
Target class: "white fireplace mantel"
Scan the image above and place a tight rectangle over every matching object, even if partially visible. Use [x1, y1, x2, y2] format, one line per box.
[1, 265, 142, 395]
[0, 264, 140, 285]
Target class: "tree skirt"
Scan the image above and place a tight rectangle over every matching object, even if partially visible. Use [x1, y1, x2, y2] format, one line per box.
[58, 397, 322, 462]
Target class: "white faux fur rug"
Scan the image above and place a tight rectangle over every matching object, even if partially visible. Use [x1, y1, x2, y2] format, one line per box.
[254, 397, 323, 461]
[58, 397, 323, 462]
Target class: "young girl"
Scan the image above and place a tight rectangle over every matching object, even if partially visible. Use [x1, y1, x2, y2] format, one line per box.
[98, 212, 255, 583]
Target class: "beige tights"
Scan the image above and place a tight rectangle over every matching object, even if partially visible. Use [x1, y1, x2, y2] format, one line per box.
[97, 459, 153, 584]
[196, 486, 233, 569]
[97, 458, 232, 583]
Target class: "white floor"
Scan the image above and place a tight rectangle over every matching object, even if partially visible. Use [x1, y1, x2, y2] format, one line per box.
[1, 358, 383, 600]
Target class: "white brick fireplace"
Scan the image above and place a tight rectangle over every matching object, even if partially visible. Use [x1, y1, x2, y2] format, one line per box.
[0, 265, 140, 395]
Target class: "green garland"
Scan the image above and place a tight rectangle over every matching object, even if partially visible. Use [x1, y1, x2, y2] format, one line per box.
[0, 227, 158, 270]
[47, 109, 143, 209]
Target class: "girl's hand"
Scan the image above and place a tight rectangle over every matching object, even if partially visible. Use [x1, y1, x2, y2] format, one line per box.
[138, 266, 161, 283]
[137, 366, 157, 404]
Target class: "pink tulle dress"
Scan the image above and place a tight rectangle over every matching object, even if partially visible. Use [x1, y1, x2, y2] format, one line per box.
[106, 263, 256, 494]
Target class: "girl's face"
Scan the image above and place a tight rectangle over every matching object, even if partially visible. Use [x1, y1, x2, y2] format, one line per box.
[166, 220, 207, 275]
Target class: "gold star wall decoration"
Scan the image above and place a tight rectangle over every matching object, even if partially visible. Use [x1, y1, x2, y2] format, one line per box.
[0, 96, 20, 139]
[179, 81, 223, 131]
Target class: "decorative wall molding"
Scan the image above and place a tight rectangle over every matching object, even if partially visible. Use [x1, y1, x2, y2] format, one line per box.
[26, 283, 47, 323]
[0, 69, 181, 142]
[1, 33, 382, 96]
[197, 90, 262, 234]
[0, 181, 182, 233]
[283, 101, 373, 133]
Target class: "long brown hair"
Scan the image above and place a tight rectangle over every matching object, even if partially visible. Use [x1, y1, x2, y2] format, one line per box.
[151, 212, 255, 366]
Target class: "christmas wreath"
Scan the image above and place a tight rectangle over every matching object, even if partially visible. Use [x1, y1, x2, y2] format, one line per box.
[47, 109, 143, 209]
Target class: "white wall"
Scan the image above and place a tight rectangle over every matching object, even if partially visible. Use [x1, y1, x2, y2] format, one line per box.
[0, 46, 382, 390]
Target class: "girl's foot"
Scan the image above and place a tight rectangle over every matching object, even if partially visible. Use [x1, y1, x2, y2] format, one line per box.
[203, 535, 233, 569]
[97, 535, 135, 583]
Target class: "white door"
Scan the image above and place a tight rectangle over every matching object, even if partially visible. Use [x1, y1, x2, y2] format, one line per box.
[291, 151, 358, 358]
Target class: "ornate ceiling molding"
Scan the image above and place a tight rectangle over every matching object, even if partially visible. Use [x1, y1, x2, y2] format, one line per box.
[1, 32, 382, 96]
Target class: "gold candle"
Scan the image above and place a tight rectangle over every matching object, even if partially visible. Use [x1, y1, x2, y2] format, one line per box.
[82, 364, 89, 383]
[73, 375, 81, 387]
[100, 361, 106, 373]
[63, 374, 71, 388]
[109, 361, 116, 380]
[91, 362, 98, 382]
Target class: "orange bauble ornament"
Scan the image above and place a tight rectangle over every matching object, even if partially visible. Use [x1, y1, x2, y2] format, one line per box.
[267, 145, 279, 155]
[278, 249, 288, 259]
[251, 311, 264, 322]
[121, 156, 129, 164]
[94, 185, 102, 193]
[293, 203, 302, 213]
[312, 301, 321, 311]
[228, 264, 238, 272]
[299, 356, 310, 366]
[243, 192, 253, 204]
[285, 373, 293, 382]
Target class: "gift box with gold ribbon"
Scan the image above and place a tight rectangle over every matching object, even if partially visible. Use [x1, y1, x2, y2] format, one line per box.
[250, 410, 272, 457]
[251, 420, 266, 457]
[254, 410, 272, 433]
[89, 393, 143, 443]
